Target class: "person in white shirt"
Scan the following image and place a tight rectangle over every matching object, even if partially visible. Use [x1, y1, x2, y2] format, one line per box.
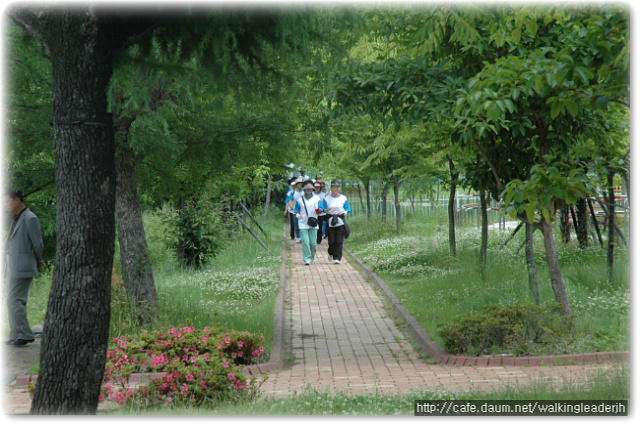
[294, 182, 323, 265]
[323, 180, 351, 264]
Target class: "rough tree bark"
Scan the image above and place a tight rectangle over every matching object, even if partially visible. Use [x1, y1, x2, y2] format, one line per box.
[112, 89, 158, 322]
[115, 142, 158, 322]
[20, 8, 116, 414]
[7, 5, 163, 414]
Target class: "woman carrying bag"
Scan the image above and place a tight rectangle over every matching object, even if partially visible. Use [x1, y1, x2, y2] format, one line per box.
[294, 181, 323, 265]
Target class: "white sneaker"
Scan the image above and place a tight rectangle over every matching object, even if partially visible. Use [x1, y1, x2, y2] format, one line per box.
[334, 259, 341, 264]
[296, 238, 301, 243]
[328, 255, 332, 262]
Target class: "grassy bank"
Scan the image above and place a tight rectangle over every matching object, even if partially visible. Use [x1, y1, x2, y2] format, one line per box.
[346, 210, 630, 356]
[111, 208, 284, 350]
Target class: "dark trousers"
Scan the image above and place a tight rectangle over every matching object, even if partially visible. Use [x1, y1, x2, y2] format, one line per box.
[316, 215, 326, 244]
[7, 277, 34, 341]
[327, 225, 346, 260]
[289, 212, 296, 240]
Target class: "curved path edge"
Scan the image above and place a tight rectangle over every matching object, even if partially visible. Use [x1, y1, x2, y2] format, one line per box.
[344, 247, 629, 368]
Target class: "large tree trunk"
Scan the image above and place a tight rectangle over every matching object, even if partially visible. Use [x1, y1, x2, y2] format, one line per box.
[29, 9, 116, 414]
[115, 143, 158, 322]
[540, 217, 572, 317]
[447, 156, 459, 257]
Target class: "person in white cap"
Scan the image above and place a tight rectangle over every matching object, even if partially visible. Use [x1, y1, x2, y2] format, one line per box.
[294, 181, 323, 265]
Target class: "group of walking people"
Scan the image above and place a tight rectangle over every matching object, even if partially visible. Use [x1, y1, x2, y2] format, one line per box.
[284, 177, 351, 266]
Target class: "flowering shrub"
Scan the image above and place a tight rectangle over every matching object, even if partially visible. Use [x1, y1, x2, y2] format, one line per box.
[102, 326, 267, 407]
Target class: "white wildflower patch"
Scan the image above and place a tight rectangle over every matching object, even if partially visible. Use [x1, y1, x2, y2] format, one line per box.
[187, 267, 278, 302]
[573, 286, 631, 316]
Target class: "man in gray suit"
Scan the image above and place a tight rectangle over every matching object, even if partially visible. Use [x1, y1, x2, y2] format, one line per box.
[4, 189, 44, 346]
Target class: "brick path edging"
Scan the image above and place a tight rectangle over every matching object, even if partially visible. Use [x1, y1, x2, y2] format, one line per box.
[344, 247, 629, 367]
[243, 237, 290, 376]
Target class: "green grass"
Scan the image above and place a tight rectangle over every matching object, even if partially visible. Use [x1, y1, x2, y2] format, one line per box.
[109, 208, 285, 346]
[102, 362, 629, 415]
[347, 210, 630, 356]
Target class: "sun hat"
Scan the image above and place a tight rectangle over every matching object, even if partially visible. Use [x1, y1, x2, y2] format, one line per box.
[303, 183, 315, 190]
[313, 182, 321, 187]
[330, 179, 341, 186]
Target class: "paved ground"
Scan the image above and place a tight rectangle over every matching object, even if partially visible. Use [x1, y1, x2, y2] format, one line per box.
[2, 237, 625, 414]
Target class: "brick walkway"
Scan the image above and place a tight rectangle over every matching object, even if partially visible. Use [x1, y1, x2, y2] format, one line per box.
[2, 238, 625, 414]
[259, 239, 619, 397]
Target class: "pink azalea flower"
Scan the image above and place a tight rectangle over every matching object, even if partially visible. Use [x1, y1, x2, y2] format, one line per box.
[186, 374, 194, 382]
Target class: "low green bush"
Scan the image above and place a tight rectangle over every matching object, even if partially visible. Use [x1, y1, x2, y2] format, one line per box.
[437, 302, 574, 356]
[102, 327, 267, 408]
